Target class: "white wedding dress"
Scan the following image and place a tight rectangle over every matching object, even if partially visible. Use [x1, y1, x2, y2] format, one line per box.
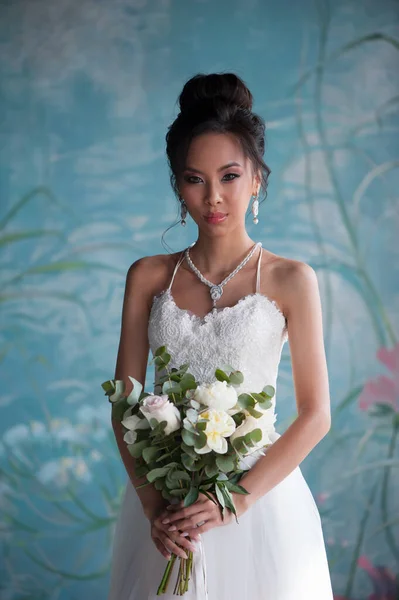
[108, 243, 334, 599]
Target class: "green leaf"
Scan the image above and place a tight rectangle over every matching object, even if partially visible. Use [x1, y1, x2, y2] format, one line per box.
[232, 412, 246, 426]
[181, 442, 197, 457]
[111, 398, 130, 421]
[229, 370, 244, 385]
[215, 484, 226, 508]
[246, 406, 264, 418]
[224, 482, 250, 495]
[180, 374, 197, 391]
[237, 393, 255, 409]
[169, 488, 188, 496]
[215, 455, 235, 473]
[154, 479, 164, 490]
[169, 470, 191, 482]
[147, 467, 170, 483]
[181, 454, 196, 471]
[182, 429, 196, 446]
[193, 430, 207, 450]
[257, 399, 272, 411]
[184, 485, 199, 507]
[215, 368, 230, 383]
[262, 385, 275, 398]
[205, 462, 219, 478]
[155, 345, 167, 357]
[135, 464, 149, 478]
[142, 446, 160, 464]
[248, 428, 262, 443]
[127, 439, 149, 458]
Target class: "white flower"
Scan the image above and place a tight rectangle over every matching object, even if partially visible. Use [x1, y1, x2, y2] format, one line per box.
[195, 408, 236, 455]
[193, 380, 238, 412]
[139, 394, 181, 436]
[121, 406, 151, 444]
[230, 411, 277, 453]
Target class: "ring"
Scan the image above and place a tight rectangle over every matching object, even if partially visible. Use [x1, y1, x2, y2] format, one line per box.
[196, 519, 206, 528]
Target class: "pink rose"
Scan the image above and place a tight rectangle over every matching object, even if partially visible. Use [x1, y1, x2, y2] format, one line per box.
[139, 394, 181, 435]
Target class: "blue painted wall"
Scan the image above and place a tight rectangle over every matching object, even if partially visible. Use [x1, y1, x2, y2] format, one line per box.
[1, 1, 398, 598]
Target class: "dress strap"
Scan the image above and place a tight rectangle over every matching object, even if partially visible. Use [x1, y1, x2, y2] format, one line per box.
[167, 250, 186, 291]
[256, 243, 262, 293]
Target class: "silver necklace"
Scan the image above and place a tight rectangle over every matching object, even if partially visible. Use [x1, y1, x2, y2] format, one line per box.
[185, 241, 262, 312]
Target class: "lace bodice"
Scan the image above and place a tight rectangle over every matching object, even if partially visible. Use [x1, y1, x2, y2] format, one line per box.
[147, 244, 288, 414]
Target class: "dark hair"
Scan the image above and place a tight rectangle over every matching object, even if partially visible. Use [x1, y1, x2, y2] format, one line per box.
[161, 72, 271, 251]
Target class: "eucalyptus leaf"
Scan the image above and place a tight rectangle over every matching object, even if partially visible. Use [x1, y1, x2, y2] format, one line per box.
[237, 393, 255, 409]
[182, 429, 196, 446]
[249, 428, 262, 443]
[170, 470, 191, 482]
[246, 406, 264, 418]
[216, 455, 235, 473]
[181, 454, 196, 471]
[127, 439, 150, 458]
[184, 485, 199, 507]
[215, 368, 230, 383]
[142, 446, 160, 464]
[263, 385, 275, 398]
[181, 442, 197, 457]
[147, 467, 170, 483]
[229, 370, 244, 385]
[194, 430, 207, 450]
[205, 463, 219, 478]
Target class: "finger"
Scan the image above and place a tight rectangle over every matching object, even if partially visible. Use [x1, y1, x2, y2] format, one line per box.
[161, 504, 204, 526]
[166, 510, 209, 533]
[153, 536, 172, 560]
[153, 521, 197, 551]
[158, 532, 189, 560]
[184, 519, 213, 536]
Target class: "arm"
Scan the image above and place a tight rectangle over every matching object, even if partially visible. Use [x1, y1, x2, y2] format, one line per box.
[112, 257, 166, 521]
[239, 261, 331, 509]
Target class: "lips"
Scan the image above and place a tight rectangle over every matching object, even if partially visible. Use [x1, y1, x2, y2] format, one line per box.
[204, 213, 228, 224]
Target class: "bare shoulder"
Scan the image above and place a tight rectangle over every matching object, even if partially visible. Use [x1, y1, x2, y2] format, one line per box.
[125, 250, 184, 303]
[263, 251, 319, 319]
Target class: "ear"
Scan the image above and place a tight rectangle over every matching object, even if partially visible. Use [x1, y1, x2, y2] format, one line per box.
[252, 171, 261, 195]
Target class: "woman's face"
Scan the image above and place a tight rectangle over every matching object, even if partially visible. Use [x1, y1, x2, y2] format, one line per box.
[177, 132, 260, 232]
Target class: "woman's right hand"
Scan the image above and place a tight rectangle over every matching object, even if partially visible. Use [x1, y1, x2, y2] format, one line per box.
[150, 511, 199, 560]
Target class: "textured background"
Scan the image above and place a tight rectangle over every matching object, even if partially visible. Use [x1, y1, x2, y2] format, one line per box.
[0, 0, 398, 598]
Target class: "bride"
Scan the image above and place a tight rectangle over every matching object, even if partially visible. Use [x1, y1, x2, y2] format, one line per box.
[107, 72, 334, 599]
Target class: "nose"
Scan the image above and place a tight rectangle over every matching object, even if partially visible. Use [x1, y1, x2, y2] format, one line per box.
[205, 183, 223, 206]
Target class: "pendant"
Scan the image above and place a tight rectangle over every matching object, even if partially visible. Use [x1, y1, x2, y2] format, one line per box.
[210, 285, 223, 301]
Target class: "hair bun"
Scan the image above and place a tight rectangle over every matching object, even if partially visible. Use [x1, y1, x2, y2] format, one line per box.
[178, 72, 253, 116]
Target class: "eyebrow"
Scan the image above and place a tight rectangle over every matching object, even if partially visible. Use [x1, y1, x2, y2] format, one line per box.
[183, 161, 242, 174]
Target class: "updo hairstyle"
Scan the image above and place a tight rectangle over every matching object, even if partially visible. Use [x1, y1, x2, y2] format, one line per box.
[165, 72, 271, 203]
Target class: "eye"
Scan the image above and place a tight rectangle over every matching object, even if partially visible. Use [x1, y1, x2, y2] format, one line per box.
[185, 175, 203, 184]
[223, 173, 240, 181]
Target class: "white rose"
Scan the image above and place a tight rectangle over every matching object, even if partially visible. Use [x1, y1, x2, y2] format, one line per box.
[139, 394, 181, 436]
[195, 408, 236, 455]
[230, 411, 277, 452]
[193, 380, 238, 411]
[121, 406, 151, 444]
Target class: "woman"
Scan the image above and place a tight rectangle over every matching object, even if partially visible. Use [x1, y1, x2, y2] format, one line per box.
[108, 72, 334, 599]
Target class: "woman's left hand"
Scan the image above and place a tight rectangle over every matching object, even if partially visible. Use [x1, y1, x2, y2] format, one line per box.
[157, 492, 247, 540]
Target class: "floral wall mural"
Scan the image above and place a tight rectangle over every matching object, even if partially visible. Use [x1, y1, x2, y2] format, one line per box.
[0, 0, 398, 598]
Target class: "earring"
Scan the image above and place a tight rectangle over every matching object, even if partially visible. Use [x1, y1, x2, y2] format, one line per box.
[180, 199, 187, 226]
[251, 193, 259, 224]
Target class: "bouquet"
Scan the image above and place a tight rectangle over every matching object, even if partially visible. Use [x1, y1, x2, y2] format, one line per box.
[101, 344, 276, 595]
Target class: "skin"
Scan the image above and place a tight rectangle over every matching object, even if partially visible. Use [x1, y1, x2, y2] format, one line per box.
[113, 131, 332, 561]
